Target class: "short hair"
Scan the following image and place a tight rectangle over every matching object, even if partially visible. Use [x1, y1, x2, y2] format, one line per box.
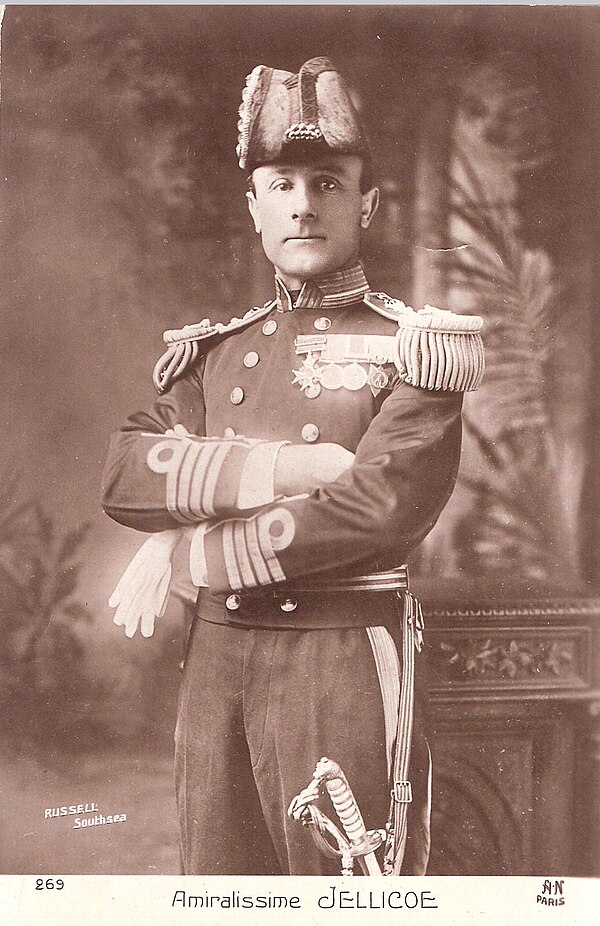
[246, 147, 374, 196]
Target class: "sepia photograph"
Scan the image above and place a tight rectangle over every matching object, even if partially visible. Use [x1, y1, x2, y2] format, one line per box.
[2, 2, 600, 900]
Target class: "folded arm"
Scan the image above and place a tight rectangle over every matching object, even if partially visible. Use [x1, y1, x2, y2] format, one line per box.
[101, 370, 355, 530]
[195, 384, 463, 594]
[102, 365, 463, 601]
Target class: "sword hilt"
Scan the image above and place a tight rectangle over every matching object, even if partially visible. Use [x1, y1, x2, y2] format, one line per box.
[300, 757, 384, 875]
[315, 758, 371, 849]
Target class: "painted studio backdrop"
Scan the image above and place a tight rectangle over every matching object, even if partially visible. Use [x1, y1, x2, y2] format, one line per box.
[2, 6, 600, 876]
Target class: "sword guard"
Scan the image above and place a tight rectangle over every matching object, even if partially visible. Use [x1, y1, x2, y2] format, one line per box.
[287, 756, 386, 875]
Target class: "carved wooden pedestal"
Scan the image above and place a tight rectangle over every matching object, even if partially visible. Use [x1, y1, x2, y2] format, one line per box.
[423, 597, 600, 876]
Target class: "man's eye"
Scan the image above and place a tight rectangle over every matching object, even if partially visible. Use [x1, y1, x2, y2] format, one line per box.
[320, 179, 339, 192]
[272, 180, 292, 192]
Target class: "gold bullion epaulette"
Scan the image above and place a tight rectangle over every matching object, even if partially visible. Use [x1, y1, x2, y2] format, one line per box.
[365, 292, 485, 392]
[152, 300, 276, 394]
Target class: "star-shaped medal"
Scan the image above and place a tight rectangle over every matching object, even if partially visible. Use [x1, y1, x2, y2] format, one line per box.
[292, 353, 323, 394]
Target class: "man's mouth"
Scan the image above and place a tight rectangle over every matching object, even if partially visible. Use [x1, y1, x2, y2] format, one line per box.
[285, 235, 326, 241]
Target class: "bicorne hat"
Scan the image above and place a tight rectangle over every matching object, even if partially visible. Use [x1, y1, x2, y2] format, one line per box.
[237, 56, 369, 171]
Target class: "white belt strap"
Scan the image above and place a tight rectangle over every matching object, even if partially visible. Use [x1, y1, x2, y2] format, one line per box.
[366, 592, 424, 875]
[366, 626, 401, 777]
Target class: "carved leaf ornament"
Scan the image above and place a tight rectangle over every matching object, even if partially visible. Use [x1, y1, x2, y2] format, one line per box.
[439, 638, 573, 680]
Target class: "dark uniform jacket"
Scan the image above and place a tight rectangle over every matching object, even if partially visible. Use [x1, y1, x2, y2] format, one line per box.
[101, 264, 469, 630]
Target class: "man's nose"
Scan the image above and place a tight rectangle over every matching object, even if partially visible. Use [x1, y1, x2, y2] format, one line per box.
[290, 185, 317, 220]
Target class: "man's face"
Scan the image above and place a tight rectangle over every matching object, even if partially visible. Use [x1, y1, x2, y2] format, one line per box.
[246, 154, 378, 289]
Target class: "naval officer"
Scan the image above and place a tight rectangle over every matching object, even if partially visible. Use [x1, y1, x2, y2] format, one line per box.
[102, 56, 484, 875]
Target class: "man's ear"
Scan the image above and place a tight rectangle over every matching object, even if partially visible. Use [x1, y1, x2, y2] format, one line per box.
[246, 190, 261, 233]
[360, 187, 379, 229]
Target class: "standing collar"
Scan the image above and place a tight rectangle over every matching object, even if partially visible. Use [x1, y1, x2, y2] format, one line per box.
[274, 262, 370, 313]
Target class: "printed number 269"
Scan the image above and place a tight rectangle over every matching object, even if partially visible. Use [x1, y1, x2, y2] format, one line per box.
[35, 879, 64, 890]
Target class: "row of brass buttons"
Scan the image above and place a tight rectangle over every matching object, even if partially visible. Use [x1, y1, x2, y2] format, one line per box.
[263, 316, 330, 333]
[229, 327, 268, 406]
[228, 313, 324, 437]
[230, 317, 331, 407]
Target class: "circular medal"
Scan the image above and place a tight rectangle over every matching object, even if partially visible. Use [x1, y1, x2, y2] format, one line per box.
[304, 382, 321, 399]
[343, 363, 368, 391]
[320, 363, 344, 390]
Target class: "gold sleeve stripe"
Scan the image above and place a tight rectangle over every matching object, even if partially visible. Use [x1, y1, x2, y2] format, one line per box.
[201, 443, 231, 517]
[258, 518, 286, 583]
[222, 521, 243, 591]
[169, 443, 200, 523]
[146, 436, 255, 523]
[188, 445, 211, 518]
[245, 517, 272, 586]
[258, 509, 295, 584]
[204, 507, 296, 592]
[234, 520, 258, 588]
[177, 442, 203, 519]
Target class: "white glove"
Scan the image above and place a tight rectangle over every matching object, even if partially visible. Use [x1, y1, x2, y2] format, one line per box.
[109, 422, 264, 638]
[109, 529, 183, 638]
[109, 424, 193, 638]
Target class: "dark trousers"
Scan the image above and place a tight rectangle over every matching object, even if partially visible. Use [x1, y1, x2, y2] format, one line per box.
[174, 618, 430, 875]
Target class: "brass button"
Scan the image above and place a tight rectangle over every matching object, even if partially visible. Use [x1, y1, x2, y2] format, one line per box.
[230, 387, 244, 405]
[301, 423, 320, 443]
[243, 351, 259, 368]
[280, 598, 298, 613]
[314, 316, 332, 332]
[223, 427, 236, 439]
[262, 319, 278, 336]
[225, 594, 241, 611]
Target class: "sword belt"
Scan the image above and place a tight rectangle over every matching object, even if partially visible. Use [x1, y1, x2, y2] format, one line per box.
[205, 565, 412, 631]
[291, 564, 410, 592]
[282, 580, 425, 876]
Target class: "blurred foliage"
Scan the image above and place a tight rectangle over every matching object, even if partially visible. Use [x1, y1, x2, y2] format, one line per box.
[446, 147, 556, 435]
[6, 6, 256, 322]
[444, 74, 578, 582]
[454, 419, 574, 582]
[452, 61, 551, 170]
[0, 468, 111, 751]
[0, 464, 185, 755]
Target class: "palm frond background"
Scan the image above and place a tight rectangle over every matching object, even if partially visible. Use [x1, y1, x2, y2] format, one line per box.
[428, 63, 581, 582]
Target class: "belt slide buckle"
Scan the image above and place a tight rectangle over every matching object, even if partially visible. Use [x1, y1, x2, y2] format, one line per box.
[393, 780, 413, 804]
[414, 601, 425, 652]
